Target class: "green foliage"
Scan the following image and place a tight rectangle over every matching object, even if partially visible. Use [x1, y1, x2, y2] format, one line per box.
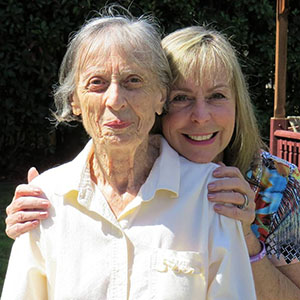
[0, 182, 15, 294]
[1, 0, 299, 178]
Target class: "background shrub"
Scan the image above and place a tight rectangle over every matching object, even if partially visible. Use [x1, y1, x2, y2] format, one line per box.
[1, 0, 299, 180]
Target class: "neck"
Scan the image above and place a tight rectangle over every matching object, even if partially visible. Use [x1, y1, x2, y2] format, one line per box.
[91, 135, 160, 196]
[213, 151, 224, 163]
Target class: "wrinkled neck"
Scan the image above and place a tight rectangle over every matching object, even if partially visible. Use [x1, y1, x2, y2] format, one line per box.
[90, 135, 160, 196]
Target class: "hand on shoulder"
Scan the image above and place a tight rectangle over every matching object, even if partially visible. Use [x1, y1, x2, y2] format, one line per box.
[5, 167, 50, 239]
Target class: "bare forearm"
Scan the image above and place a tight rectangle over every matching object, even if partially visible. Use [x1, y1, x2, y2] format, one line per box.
[252, 257, 300, 300]
[246, 233, 300, 299]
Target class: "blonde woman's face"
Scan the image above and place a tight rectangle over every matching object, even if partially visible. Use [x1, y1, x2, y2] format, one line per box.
[162, 70, 235, 163]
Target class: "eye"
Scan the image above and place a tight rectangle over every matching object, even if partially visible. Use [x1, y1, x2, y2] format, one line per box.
[169, 94, 194, 106]
[172, 95, 189, 102]
[123, 75, 143, 89]
[128, 77, 141, 83]
[88, 77, 108, 92]
[207, 93, 226, 100]
[167, 94, 194, 112]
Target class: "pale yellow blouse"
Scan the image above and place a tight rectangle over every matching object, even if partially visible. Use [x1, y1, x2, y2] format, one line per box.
[2, 137, 256, 300]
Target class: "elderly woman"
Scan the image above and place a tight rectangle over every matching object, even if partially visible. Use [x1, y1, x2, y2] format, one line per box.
[1, 11, 256, 300]
[6, 24, 300, 300]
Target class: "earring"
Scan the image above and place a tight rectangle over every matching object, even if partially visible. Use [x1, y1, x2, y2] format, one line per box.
[73, 107, 81, 116]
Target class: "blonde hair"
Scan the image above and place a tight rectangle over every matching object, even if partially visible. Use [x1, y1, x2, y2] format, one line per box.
[162, 26, 264, 174]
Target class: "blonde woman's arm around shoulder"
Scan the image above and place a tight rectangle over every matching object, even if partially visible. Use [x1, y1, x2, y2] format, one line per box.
[245, 232, 300, 300]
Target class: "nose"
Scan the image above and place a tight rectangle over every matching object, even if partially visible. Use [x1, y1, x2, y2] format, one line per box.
[105, 82, 126, 111]
[190, 100, 211, 123]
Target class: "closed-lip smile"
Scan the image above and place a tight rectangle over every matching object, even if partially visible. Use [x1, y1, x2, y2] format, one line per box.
[104, 120, 132, 129]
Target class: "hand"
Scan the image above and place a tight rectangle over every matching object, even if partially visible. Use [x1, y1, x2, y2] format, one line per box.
[207, 162, 256, 236]
[5, 167, 50, 239]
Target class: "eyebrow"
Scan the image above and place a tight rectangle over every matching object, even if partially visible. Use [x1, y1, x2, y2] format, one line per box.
[206, 84, 230, 93]
[172, 83, 229, 93]
[80, 65, 147, 82]
[172, 89, 190, 94]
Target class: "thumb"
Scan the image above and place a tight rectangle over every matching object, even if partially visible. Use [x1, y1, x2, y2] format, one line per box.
[27, 167, 39, 183]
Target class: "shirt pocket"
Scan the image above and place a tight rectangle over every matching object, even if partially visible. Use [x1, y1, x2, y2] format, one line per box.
[150, 249, 207, 300]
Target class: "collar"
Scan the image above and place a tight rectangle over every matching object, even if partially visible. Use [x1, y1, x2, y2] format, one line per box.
[138, 136, 180, 201]
[62, 136, 180, 210]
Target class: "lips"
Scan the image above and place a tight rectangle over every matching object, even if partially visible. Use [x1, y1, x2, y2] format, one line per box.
[187, 134, 214, 141]
[104, 120, 132, 129]
[183, 132, 217, 144]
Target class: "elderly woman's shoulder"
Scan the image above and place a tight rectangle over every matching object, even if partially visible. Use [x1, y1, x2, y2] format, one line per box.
[31, 141, 92, 191]
[179, 156, 219, 179]
[31, 159, 79, 192]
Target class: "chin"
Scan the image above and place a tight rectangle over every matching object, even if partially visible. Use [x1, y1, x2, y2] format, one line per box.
[183, 153, 214, 164]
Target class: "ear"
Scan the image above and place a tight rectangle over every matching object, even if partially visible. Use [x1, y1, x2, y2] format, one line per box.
[70, 94, 81, 116]
[155, 89, 167, 115]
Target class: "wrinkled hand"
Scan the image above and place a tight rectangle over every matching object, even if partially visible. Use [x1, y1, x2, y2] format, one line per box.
[5, 167, 50, 239]
[207, 162, 256, 236]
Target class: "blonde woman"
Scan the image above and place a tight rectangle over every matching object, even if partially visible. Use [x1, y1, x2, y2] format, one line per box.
[161, 26, 300, 299]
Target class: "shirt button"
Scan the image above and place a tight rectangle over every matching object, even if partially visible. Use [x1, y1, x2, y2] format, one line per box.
[119, 219, 129, 229]
[114, 228, 124, 238]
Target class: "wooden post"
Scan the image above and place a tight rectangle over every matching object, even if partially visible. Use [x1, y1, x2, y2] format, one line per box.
[270, 0, 289, 155]
[274, 0, 288, 118]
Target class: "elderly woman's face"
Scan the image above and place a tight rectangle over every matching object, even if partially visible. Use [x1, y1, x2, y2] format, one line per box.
[162, 66, 235, 164]
[71, 46, 165, 148]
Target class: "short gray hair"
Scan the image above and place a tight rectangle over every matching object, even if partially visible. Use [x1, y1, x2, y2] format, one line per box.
[53, 6, 172, 123]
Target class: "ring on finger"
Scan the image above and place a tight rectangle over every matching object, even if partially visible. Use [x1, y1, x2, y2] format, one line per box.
[237, 194, 249, 210]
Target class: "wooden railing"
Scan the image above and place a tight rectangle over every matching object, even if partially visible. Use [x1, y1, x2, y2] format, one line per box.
[273, 130, 300, 167]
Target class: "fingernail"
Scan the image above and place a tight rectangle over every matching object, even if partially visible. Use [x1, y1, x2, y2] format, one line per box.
[207, 193, 215, 199]
[213, 170, 220, 176]
[42, 201, 49, 207]
[207, 183, 215, 190]
[39, 212, 48, 217]
[214, 204, 222, 211]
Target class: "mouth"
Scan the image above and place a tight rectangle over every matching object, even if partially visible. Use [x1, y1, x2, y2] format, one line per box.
[185, 132, 217, 141]
[187, 133, 214, 141]
[183, 132, 217, 144]
[104, 120, 132, 129]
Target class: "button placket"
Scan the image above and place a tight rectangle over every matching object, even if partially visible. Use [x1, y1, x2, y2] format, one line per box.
[109, 228, 128, 300]
[119, 219, 129, 229]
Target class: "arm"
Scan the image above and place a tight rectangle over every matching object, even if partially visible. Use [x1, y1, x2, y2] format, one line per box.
[1, 227, 47, 299]
[5, 167, 50, 239]
[246, 232, 300, 300]
[208, 164, 300, 300]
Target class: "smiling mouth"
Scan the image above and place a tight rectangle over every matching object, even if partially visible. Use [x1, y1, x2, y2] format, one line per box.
[185, 132, 217, 141]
